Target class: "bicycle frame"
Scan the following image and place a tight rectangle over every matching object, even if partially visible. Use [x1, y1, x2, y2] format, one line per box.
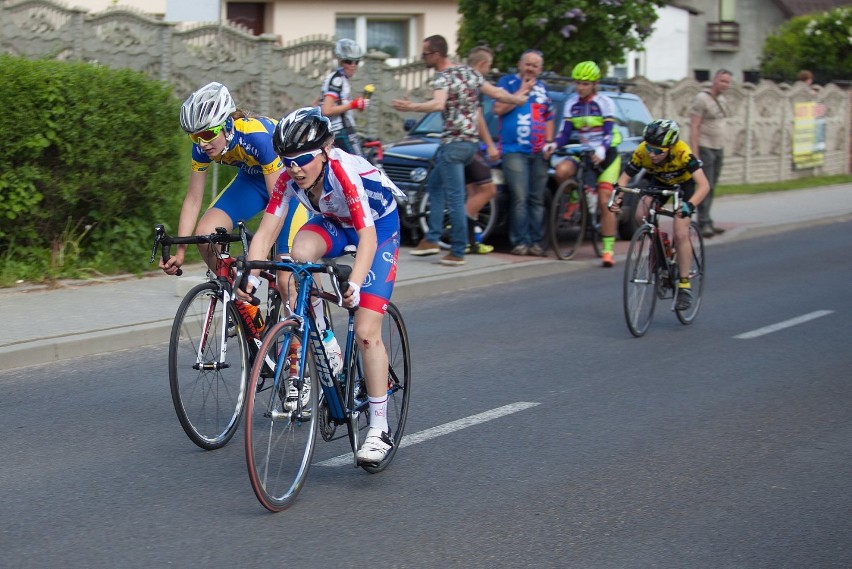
[235, 257, 354, 421]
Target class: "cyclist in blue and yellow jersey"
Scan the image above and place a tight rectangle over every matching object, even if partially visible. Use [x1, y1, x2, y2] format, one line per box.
[159, 81, 308, 275]
[320, 39, 369, 157]
[546, 61, 622, 267]
[610, 119, 710, 310]
[238, 107, 404, 466]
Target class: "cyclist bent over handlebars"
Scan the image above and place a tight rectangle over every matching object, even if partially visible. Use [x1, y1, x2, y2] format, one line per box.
[609, 119, 710, 310]
[237, 107, 404, 466]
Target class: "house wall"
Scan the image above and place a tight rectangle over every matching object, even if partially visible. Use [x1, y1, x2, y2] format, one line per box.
[678, 0, 787, 80]
[62, 0, 459, 55]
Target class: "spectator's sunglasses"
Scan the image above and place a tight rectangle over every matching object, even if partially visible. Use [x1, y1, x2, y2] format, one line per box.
[189, 124, 224, 144]
[283, 149, 323, 169]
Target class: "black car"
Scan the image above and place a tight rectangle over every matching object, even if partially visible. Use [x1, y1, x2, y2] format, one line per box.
[381, 77, 654, 241]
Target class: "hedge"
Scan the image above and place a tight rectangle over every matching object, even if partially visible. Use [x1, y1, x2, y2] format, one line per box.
[0, 54, 187, 284]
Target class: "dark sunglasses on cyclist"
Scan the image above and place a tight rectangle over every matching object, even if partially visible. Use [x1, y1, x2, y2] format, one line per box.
[341, 59, 359, 65]
[646, 144, 670, 155]
[283, 149, 322, 169]
[189, 123, 224, 144]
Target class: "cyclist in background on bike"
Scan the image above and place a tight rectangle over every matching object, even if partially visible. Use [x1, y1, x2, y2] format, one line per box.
[320, 38, 369, 157]
[547, 61, 622, 267]
[610, 119, 709, 310]
[161, 81, 308, 276]
[238, 107, 403, 466]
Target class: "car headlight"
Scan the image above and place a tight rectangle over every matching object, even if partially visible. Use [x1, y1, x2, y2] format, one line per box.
[409, 167, 428, 183]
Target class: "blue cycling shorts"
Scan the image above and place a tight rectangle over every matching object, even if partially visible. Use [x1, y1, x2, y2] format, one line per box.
[300, 214, 400, 314]
[208, 170, 309, 253]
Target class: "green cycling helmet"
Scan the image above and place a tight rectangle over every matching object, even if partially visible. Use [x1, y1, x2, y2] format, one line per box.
[572, 61, 601, 82]
[643, 119, 680, 147]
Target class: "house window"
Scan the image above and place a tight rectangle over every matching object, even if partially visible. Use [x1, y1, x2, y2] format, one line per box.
[719, 0, 736, 21]
[336, 16, 413, 61]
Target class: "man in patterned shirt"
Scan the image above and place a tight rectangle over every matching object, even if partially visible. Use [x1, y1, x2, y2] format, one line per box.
[393, 36, 531, 266]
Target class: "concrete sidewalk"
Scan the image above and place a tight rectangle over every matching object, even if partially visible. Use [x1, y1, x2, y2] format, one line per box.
[1, 184, 850, 371]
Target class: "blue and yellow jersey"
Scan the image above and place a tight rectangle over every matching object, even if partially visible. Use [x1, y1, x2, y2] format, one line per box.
[190, 116, 283, 176]
[624, 140, 702, 186]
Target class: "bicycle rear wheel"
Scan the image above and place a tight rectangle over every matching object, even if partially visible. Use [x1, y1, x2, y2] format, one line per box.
[675, 222, 706, 325]
[623, 226, 659, 337]
[244, 320, 318, 512]
[550, 180, 587, 260]
[169, 282, 248, 450]
[347, 302, 411, 473]
[418, 193, 498, 249]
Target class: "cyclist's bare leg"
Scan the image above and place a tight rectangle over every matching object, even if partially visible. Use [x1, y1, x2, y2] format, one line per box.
[598, 184, 617, 236]
[673, 214, 693, 278]
[554, 159, 577, 185]
[465, 181, 496, 218]
[194, 207, 234, 271]
[353, 309, 388, 400]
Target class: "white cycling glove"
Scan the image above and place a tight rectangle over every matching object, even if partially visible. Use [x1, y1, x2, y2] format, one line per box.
[347, 281, 361, 307]
[594, 146, 606, 162]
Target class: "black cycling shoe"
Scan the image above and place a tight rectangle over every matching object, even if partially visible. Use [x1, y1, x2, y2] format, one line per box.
[675, 288, 692, 311]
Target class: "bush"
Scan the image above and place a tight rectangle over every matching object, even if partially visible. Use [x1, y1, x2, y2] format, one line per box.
[0, 55, 187, 285]
[760, 6, 852, 83]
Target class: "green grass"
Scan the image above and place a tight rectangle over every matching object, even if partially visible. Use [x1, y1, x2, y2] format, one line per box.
[717, 174, 852, 196]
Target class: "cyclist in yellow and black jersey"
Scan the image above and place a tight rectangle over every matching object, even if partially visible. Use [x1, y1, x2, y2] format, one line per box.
[611, 119, 709, 310]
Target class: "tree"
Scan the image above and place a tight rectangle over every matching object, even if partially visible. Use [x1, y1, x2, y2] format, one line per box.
[760, 6, 852, 84]
[457, 0, 665, 75]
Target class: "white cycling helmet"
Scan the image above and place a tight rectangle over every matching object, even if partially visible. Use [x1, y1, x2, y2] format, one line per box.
[334, 38, 363, 61]
[179, 81, 236, 134]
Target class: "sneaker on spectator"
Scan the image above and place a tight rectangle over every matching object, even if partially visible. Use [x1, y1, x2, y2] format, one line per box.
[700, 225, 714, 239]
[440, 254, 465, 266]
[528, 244, 545, 257]
[410, 239, 440, 256]
[355, 427, 393, 465]
[511, 244, 529, 256]
[465, 242, 494, 254]
[712, 224, 726, 235]
[601, 251, 615, 267]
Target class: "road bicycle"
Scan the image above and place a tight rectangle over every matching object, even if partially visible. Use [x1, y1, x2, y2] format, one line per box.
[235, 254, 411, 512]
[549, 144, 604, 260]
[609, 184, 705, 337]
[151, 223, 283, 450]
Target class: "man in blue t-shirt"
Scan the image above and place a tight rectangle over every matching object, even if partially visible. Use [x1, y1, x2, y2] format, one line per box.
[493, 50, 555, 256]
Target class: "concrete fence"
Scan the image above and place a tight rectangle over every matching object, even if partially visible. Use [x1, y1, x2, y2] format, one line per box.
[2, 0, 848, 184]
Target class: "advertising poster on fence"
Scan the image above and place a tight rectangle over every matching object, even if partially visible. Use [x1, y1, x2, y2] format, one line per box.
[792, 102, 826, 169]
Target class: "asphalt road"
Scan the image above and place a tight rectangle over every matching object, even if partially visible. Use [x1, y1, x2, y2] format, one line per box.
[1, 221, 850, 568]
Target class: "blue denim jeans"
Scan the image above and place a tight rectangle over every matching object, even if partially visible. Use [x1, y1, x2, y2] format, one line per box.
[426, 141, 478, 257]
[503, 152, 548, 247]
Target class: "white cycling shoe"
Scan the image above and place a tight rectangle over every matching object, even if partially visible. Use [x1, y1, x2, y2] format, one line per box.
[355, 428, 393, 465]
[283, 375, 311, 411]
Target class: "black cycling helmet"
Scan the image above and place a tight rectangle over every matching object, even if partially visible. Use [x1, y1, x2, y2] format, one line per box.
[643, 119, 680, 147]
[273, 107, 333, 156]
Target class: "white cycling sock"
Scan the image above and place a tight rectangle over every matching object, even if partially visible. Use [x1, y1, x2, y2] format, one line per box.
[368, 395, 389, 433]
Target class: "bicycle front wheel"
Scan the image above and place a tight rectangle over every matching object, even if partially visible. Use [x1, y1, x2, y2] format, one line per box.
[169, 282, 248, 450]
[550, 180, 587, 260]
[675, 222, 706, 325]
[347, 302, 412, 473]
[244, 320, 318, 512]
[623, 226, 659, 337]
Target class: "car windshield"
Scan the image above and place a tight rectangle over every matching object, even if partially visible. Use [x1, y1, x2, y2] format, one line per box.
[610, 97, 653, 138]
[411, 112, 443, 135]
